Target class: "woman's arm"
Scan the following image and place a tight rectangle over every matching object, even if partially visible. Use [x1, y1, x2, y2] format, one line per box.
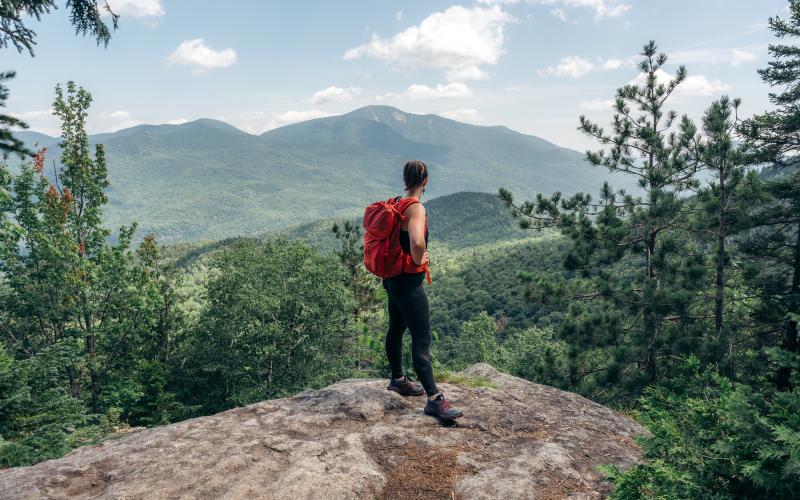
[405, 203, 429, 266]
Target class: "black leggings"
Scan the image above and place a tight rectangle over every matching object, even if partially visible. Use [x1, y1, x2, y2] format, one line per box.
[383, 273, 438, 396]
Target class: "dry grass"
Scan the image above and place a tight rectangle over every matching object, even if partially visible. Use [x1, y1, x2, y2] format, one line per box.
[368, 442, 468, 500]
[434, 368, 499, 389]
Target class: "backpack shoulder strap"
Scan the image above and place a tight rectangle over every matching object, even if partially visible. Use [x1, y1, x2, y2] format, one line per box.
[397, 196, 420, 215]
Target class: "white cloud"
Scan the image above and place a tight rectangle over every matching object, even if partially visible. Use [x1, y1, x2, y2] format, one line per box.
[107, 111, 141, 131]
[601, 58, 624, 70]
[540, 0, 629, 19]
[447, 66, 490, 81]
[440, 108, 485, 123]
[8, 109, 59, 136]
[566, 0, 629, 18]
[106, 0, 164, 17]
[580, 99, 615, 110]
[630, 69, 730, 97]
[379, 82, 473, 101]
[108, 120, 142, 132]
[668, 46, 761, 67]
[344, 5, 512, 81]
[165, 118, 189, 125]
[8, 109, 54, 121]
[550, 8, 568, 21]
[273, 110, 330, 127]
[225, 110, 332, 134]
[481, 0, 630, 19]
[731, 49, 757, 66]
[309, 86, 363, 104]
[505, 84, 533, 92]
[102, 110, 141, 131]
[678, 74, 731, 97]
[108, 110, 132, 121]
[405, 82, 473, 99]
[167, 39, 237, 74]
[539, 55, 631, 78]
[539, 56, 595, 78]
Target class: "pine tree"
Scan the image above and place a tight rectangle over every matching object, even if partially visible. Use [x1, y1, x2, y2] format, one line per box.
[739, 1, 800, 389]
[740, 0, 800, 164]
[500, 41, 706, 400]
[332, 219, 381, 318]
[686, 96, 760, 374]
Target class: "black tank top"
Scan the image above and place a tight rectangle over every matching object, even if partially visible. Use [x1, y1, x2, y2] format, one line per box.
[399, 227, 429, 253]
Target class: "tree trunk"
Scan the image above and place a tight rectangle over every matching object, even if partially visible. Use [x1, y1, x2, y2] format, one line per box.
[160, 298, 172, 362]
[268, 358, 273, 385]
[67, 365, 80, 399]
[715, 166, 726, 341]
[644, 230, 659, 382]
[777, 224, 800, 390]
[86, 333, 101, 413]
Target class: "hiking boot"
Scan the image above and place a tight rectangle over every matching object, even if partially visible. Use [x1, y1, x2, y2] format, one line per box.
[424, 393, 463, 420]
[387, 375, 424, 397]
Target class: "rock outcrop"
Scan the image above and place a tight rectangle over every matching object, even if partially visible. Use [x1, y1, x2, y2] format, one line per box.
[0, 364, 643, 499]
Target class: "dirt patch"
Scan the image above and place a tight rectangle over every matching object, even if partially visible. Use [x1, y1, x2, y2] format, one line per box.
[43, 464, 111, 498]
[538, 474, 591, 500]
[368, 442, 469, 500]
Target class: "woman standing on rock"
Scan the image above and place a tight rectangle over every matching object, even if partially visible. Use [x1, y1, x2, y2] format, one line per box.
[379, 160, 463, 420]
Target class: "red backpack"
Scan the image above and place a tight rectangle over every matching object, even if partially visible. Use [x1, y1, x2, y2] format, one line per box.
[363, 196, 431, 285]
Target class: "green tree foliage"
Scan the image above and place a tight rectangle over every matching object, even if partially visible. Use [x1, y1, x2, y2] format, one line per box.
[682, 96, 765, 377]
[450, 312, 502, 369]
[740, 1, 800, 163]
[428, 235, 568, 340]
[0, 1, 116, 55]
[503, 326, 569, 387]
[175, 239, 359, 414]
[332, 219, 381, 318]
[0, 0, 118, 157]
[0, 340, 101, 467]
[738, 173, 800, 389]
[501, 42, 708, 401]
[331, 219, 389, 375]
[739, 1, 800, 390]
[0, 82, 182, 464]
[602, 357, 800, 499]
[586, 5, 800, 493]
[0, 71, 28, 157]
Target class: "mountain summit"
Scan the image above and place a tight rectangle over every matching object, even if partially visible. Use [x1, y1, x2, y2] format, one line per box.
[13, 107, 630, 243]
[0, 364, 643, 499]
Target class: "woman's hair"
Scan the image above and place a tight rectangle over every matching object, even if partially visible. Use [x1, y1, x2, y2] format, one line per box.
[403, 160, 428, 190]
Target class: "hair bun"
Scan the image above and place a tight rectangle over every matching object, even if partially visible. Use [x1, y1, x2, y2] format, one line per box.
[403, 160, 428, 189]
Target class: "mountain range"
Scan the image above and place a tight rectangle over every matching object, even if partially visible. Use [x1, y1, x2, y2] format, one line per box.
[11, 105, 633, 243]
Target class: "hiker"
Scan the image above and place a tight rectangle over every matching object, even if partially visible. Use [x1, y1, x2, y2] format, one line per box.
[363, 160, 463, 420]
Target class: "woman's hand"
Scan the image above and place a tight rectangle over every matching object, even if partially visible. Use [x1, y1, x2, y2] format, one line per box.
[420, 251, 430, 266]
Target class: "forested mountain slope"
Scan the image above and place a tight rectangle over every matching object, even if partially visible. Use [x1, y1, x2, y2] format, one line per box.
[13, 106, 634, 243]
[160, 191, 534, 269]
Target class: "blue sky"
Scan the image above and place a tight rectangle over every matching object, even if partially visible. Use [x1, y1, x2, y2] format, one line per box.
[4, 0, 788, 150]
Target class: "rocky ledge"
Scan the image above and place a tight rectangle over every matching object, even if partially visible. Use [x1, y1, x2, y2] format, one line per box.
[0, 364, 643, 499]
